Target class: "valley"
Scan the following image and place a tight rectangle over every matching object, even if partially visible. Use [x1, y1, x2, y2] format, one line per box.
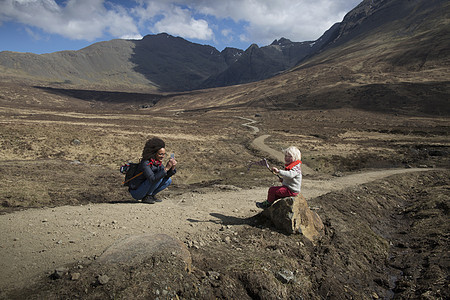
[0, 0, 448, 298]
[0, 81, 448, 298]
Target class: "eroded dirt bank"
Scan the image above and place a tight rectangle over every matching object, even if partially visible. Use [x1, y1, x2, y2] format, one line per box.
[1, 168, 448, 299]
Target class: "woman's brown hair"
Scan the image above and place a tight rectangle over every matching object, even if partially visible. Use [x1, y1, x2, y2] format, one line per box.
[142, 137, 165, 160]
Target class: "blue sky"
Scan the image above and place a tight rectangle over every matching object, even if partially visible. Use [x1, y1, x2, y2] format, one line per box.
[0, 0, 362, 54]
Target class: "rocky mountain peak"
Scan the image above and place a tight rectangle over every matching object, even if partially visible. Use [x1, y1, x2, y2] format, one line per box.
[270, 37, 293, 46]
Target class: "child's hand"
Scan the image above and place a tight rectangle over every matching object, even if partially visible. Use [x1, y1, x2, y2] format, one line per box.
[272, 167, 279, 173]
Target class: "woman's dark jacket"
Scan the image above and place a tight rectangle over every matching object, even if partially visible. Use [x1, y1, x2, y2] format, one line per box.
[128, 159, 176, 190]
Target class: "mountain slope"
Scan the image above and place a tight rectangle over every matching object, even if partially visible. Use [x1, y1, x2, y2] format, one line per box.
[299, 0, 450, 69]
[0, 39, 154, 91]
[129, 33, 229, 91]
[198, 38, 315, 89]
[0, 33, 316, 92]
[0, 33, 228, 91]
[154, 0, 449, 115]
[0, 0, 448, 98]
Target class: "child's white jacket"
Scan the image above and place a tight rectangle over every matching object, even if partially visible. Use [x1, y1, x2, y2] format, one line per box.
[279, 163, 302, 193]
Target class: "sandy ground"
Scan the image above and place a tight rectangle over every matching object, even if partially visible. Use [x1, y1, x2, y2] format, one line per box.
[0, 166, 431, 293]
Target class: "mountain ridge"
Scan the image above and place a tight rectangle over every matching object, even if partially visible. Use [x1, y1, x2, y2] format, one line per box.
[0, 0, 449, 97]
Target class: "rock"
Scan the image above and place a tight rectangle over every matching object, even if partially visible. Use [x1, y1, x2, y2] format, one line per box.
[276, 269, 295, 283]
[71, 139, 81, 146]
[71, 272, 81, 280]
[97, 274, 109, 285]
[51, 267, 69, 279]
[261, 194, 324, 241]
[332, 171, 343, 177]
[207, 271, 220, 280]
[95, 233, 192, 272]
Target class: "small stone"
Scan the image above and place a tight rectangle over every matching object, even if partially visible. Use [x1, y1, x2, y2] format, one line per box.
[97, 274, 109, 285]
[71, 139, 81, 146]
[276, 269, 294, 284]
[332, 171, 343, 177]
[51, 267, 69, 279]
[207, 271, 220, 280]
[71, 272, 81, 280]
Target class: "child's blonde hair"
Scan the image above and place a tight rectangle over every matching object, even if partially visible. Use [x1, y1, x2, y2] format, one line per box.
[283, 146, 301, 161]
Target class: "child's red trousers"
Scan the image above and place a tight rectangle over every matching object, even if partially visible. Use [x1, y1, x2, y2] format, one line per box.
[267, 185, 298, 204]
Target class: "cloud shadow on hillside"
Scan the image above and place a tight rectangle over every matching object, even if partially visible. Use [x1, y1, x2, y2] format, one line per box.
[34, 86, 171, 104]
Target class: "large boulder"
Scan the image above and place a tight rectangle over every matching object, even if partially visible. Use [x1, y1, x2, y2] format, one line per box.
[261, 194, 324, 241]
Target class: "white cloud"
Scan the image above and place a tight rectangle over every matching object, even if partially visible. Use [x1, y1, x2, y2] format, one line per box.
[151, 5, 214, 40]
[0, 0, 141, 41]
[0, 0, 362, 48]
[185, 0, 361, 44]
[120, 33, 144, 40]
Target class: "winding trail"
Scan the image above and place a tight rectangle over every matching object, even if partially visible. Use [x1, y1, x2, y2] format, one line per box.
[237, 117, 260, 134]
[0, 117, 433, 294]
[251, 134, 283, 161]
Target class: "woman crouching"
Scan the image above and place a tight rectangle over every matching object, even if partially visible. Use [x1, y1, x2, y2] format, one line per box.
[128, 137, 177, 204]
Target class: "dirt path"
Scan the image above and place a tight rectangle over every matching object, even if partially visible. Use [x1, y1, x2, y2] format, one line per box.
[0, 118, 433, 292]
[236, 117, 260, 134]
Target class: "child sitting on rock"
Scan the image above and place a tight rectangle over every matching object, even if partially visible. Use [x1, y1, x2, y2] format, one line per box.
[256, 146, 302, 209]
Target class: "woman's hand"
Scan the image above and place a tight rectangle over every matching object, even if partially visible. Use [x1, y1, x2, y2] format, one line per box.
[166, 158, 177, 170]
[170, 158, 177, 168]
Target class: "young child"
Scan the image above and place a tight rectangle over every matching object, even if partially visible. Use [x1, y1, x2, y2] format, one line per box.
[256, 146, 302, 209]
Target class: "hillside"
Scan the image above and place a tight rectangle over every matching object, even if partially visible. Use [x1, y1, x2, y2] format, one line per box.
[0, 33, 311, 92]
[152, 0, 450, 116]
[1, 0, 448, 96]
